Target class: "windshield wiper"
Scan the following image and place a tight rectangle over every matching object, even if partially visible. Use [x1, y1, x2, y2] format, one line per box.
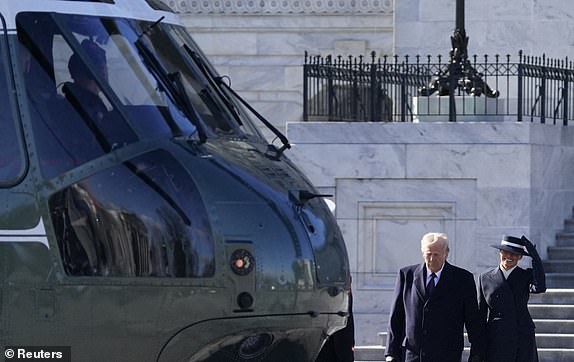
[218, 81, 291, 159]
[135, 28, 207, 143]
[181, 45, 243, 126]
[182, 44, 291, 159]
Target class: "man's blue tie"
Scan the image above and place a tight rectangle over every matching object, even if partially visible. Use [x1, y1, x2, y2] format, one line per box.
[426, 272, 436, 298]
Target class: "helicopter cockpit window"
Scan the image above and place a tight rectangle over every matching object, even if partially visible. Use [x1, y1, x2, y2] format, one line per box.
[49, 150, 215, 277]
[56, 13, 242, 138]
[0, 21, 25, 185]
[17, 11, 258, 167]
[16, 13, 139, 180]
[136, 22, 239, 135]
[16, 12, 205, 180]
[168, 26, 265, 141]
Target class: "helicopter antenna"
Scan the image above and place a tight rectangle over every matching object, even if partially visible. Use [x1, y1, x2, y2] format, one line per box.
[141, 16, 164, 37]
[288, 190, 333, 207]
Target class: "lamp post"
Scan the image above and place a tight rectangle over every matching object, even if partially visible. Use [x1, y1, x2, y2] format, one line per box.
[419, 0, 499, 121]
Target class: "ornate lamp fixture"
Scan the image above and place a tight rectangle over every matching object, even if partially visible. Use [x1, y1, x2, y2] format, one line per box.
[418, 0, 499, 120]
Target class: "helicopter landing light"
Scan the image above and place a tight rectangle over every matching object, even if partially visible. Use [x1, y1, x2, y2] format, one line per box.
[230, 249, 255, 276]
[238, 333, 273, 359]
[236, 291, 254, 310]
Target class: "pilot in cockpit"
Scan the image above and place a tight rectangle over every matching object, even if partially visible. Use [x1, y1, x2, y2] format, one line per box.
[63, 39, 111, 123]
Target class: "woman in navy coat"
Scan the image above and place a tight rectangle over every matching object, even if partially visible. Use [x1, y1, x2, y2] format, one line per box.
[478, 235, 546, 362]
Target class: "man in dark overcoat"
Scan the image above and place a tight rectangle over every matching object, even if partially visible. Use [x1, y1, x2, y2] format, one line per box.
[478, 235, 546, 362]
[385, 232, 485, 362]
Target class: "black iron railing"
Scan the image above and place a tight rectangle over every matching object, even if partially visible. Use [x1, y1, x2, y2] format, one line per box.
[303, 51, 574, 125]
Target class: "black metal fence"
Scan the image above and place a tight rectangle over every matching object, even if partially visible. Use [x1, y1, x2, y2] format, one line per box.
[303, 51, 574, 124]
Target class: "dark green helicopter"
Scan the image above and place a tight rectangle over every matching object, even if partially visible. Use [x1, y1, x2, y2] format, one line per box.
[0, 0, 351, 361]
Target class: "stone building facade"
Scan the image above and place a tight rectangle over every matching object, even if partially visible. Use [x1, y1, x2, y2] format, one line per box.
[165, 0, 574, 138]
[165, 0, 393, 139]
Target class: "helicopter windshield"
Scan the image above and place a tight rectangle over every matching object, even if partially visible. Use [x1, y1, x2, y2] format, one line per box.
[166, 26, 265, 139]
[16, 12, 255, 179]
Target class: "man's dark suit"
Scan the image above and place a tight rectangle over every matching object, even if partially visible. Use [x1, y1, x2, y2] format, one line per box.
[478, 265, 545, 362]
[386, 261, 484, 362]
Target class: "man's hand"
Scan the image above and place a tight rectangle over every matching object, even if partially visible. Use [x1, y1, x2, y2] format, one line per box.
[385, 356, 396, 362]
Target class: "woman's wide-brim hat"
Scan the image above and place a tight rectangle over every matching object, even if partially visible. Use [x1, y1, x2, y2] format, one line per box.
[490, 235, 529, 256]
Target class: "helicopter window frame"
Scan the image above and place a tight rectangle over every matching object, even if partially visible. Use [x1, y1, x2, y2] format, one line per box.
[54, 14, 203, 140]
[137, 20, 255, 138]
[16, 12, 119, 180]
[168, 25, 267, 142]
[20, 12, 264, 146]
[0, 13, 27, 187]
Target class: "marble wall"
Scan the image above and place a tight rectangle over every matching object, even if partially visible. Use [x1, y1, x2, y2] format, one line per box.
[286, 121, 574, 344]
[395, 0, 574, 60]
[166, 0, 394, 139]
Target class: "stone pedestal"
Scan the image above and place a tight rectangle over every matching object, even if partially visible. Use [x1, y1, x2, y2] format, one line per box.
[413, 96, 509, 122]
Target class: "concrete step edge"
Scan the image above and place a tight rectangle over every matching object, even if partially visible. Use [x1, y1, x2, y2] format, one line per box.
[534, 319, 574, 328]
[353, 346, 574, 356]
[545, 260, 574, 263]
[355, 346, 574, 351]
[377, 331, 574, 337]
[545, 273, 574, 277]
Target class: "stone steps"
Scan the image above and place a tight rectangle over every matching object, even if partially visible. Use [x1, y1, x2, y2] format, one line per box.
[563, 218, 574, 232]
[556, 231, 574, 246]
[529, 289, 574, 303]
[375, 331, 574, 350]
[546, 219, 574, 288]
[529, 304, 574, 319]
[544, 259, 574, 273]
[548, 246, 574, 259]
[535, 319, 574, 333]
[354, 346, 574, 361]
[546, 273, 574, 288]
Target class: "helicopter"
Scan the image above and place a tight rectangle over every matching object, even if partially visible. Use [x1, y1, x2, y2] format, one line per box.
[0, 0, 351, 361]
